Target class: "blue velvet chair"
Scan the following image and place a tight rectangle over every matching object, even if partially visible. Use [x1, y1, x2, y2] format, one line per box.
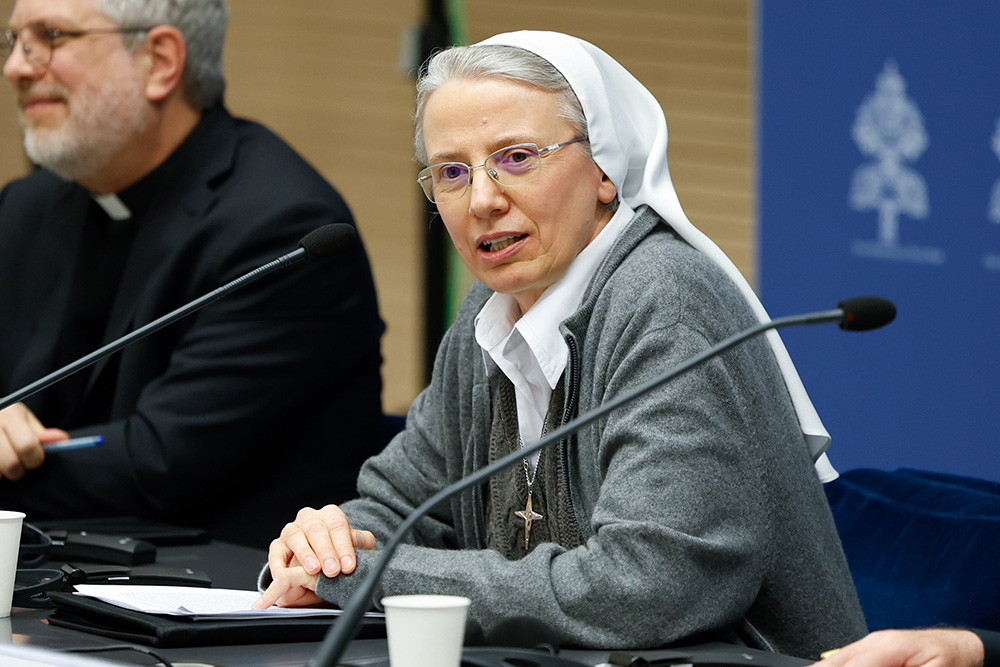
[825, 467, 1000, 632]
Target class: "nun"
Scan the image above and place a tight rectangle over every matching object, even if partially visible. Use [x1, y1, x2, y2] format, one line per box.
[256, 31, 867, 659]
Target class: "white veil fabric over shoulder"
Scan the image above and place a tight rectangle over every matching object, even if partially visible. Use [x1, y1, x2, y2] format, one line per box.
[478, 30, 837, 481]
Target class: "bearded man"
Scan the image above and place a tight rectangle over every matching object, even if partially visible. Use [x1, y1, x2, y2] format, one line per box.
[0, 0, 385, 548]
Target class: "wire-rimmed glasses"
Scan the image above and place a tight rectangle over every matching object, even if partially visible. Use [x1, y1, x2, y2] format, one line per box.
[417, 137, 586, 204]
[1, 22, 155, 68]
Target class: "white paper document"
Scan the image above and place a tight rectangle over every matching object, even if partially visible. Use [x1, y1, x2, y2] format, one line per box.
[72, 585, 383, 620]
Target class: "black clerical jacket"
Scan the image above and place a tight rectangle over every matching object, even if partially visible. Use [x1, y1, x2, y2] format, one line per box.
[0, 106, 385, 547]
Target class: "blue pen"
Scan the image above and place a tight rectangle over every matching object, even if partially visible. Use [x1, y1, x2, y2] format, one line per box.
[43, 435, 105, 453]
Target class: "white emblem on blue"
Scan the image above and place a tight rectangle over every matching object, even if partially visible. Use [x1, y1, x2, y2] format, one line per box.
[984, 117, 1000, 271]
[990, 117, 1000, 225]
[849, 61, 943, 264]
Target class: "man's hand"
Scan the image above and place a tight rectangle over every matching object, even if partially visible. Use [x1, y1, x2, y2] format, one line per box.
[253, 505, 376, 609]
[0, 403, 69, 480]
[814, 629, 985, 667]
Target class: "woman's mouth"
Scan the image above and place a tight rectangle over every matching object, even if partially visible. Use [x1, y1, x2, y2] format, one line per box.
[481, 234, 526, 252]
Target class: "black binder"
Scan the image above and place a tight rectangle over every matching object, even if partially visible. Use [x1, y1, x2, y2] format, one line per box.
[46, 591, 385, 648]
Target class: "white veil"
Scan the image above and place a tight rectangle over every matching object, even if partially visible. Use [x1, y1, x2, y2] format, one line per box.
[478, 30, 837, 481]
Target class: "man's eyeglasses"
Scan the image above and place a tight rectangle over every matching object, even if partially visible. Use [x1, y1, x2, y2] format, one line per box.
[1, 22, 155, 68]
[417, 137, 586, 204]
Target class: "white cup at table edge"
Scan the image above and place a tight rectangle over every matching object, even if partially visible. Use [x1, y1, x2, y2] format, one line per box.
[381, 594, 471, 667]
[0, 511, 26, 619]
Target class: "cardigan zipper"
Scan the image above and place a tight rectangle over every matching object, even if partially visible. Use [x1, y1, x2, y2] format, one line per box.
[559, 334, 582, 530]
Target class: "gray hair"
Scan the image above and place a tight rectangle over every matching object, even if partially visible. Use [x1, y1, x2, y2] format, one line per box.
[95, 0, 228, 110]
[414, 45, 589, 166]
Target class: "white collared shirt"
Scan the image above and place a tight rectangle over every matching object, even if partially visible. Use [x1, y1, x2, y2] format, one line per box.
[474, 201, 635, 467]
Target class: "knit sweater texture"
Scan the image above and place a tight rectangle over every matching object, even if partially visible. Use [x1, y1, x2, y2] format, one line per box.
[310, 206, 867, 658]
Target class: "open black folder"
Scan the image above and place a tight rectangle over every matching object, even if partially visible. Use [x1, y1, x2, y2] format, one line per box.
[46, 591, 386, 648]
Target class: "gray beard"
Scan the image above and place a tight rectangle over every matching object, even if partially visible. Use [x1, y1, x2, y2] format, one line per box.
[22, 76, 149, 184]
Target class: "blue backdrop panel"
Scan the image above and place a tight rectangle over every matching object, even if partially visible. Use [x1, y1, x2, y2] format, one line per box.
[759, 2, 1000, 480]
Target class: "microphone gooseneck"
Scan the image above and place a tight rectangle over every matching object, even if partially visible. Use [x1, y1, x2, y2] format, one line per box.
[309, 297, 896, 667]
[0, 224, 356, 412]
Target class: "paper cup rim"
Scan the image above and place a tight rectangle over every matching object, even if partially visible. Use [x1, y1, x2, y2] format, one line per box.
[381, 594, 471, 609]
[0, 511, 25, 521]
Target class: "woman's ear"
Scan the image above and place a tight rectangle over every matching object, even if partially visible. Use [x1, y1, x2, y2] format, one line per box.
[142, 25, 187, 103]
[598, 170, 618, 205]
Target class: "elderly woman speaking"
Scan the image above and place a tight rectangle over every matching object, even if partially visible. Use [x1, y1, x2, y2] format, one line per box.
[255, 31, 867, 659]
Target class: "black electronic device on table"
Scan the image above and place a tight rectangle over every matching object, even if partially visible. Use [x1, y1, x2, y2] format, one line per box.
[32, 516, 211, 546]
[59, 562, 212, 587]
[46, 530, 157, 566]
[19, 522, 158, 568]
[20, 517, 211, 570]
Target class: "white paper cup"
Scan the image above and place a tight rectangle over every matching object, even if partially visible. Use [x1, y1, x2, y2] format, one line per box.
[381, 594, 471, 667]
[0, 511, 25, 618]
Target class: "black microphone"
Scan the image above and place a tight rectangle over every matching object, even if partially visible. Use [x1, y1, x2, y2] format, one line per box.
[309, 295, 896, 667]
[837, 296, 895, 331]
[0, 224, 357, 412]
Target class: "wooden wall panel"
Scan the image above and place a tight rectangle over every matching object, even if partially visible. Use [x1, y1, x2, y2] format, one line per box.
[0, 0, 24, 178]
[223, 1, 425, 413]
[0, 0, 755, 415]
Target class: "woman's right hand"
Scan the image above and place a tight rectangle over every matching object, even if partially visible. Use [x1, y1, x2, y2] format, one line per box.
[253, 505, 376, 609]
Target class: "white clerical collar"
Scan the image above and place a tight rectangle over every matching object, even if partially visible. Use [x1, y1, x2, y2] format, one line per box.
[91, 193, 132, 221]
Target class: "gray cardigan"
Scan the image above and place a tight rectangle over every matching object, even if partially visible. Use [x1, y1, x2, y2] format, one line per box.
[309, 207, 867, 658]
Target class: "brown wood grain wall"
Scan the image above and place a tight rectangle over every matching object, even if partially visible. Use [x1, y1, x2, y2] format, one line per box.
[0, 0, 754, 414]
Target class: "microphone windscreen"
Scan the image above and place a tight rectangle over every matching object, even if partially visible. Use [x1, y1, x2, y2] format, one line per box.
[299, 224, 357, 262]
[837, 296, 897, 331]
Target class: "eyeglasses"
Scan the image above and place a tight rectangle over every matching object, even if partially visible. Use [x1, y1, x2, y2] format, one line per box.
[1, 22, 155, 68]
[417, 137, 586, 204]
